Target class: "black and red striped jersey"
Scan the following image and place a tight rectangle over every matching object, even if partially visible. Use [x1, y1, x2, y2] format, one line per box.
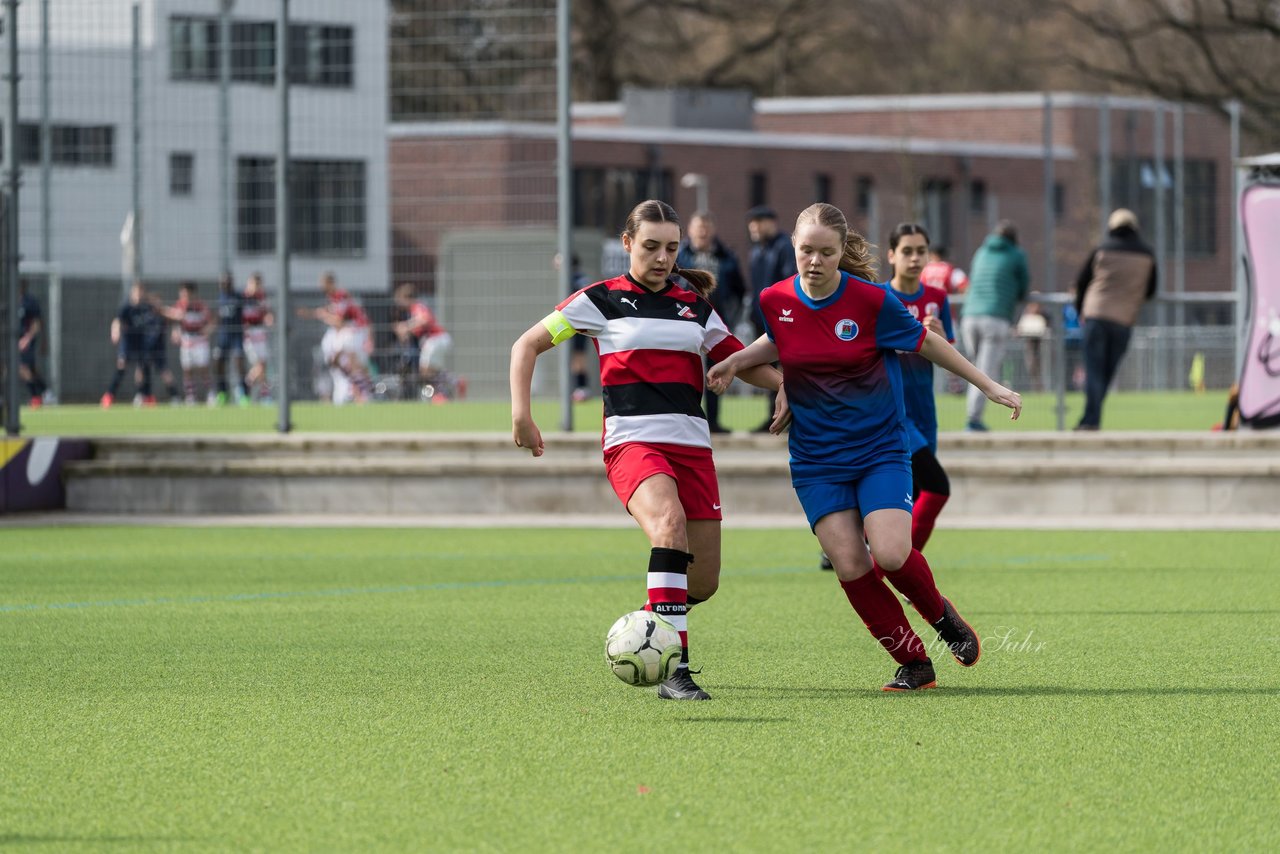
[548, 274, 744, 450]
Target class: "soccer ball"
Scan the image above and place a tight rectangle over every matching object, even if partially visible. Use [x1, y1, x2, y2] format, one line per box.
[604, 610, 682, 687]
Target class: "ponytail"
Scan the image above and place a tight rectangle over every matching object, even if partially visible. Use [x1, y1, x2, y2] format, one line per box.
[674, 264, 717, 300]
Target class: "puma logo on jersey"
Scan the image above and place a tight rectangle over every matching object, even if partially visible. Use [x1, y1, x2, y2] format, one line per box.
[619, 297, 639, 311]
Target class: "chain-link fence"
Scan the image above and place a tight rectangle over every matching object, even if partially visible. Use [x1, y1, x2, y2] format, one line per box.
[0, 0, 1245, 436]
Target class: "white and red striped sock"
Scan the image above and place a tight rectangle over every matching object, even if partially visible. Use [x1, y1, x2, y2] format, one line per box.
[645, 547, 693, 667]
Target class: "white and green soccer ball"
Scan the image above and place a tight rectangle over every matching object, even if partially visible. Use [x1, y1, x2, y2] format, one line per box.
[605, 610, 682, 687]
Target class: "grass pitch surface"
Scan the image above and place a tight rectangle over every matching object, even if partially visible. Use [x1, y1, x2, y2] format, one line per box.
[3, 527, 1277, 851]
[18, 389, 1229, 436]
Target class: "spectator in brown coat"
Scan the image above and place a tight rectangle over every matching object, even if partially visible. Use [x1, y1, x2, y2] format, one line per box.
[1073, 209, 1158, 430]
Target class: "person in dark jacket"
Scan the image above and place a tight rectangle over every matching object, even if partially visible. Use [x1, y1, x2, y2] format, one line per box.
[746, 205, 798, 432]
[1072, 209, 1158, 430]
[677, 211, 746, 433]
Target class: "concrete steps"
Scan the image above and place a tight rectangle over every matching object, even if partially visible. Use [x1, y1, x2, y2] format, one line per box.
[64, 431, 1280, 520]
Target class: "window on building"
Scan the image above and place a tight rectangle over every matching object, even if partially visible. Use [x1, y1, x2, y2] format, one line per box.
[1110, 157, 1216, 256]
[237, 157, 276, 254]
[289, 24, 354, 87]
[969, 179, 987, 214]
[171, 16, 219, 81]
[749, 171, 768, 208]
[170, 152, 195, 196]
[855, 176, 874, 215]
[14, 123, 113, 168]
[573, 166, 674, 231]
[236, 157, 366, 255]
[813, 173, 831, 204]
[919, 179, 953, 250]
[171, 16, 353, 88]
[292, 160, 366, 254]
[232, 21, 276, 85]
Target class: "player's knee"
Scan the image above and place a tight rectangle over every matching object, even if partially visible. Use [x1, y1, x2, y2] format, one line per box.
[873, 543, 911, 573]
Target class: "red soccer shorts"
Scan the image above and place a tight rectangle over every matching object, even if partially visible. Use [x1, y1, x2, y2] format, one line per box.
[603, 441, 722, 521]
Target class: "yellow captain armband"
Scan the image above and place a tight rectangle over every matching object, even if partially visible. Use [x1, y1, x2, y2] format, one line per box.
[541, 310, 578, 346]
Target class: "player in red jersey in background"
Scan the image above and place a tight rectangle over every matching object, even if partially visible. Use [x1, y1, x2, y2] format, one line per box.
[393, 283, 462, 402]
[920, 245, 969, 296]
[159, 281, 215, 405]
[298, 272, 373, 403]
[241, 273, 274, 402]
[510, 199, 786, 701]
[709, 203, 1020, 692]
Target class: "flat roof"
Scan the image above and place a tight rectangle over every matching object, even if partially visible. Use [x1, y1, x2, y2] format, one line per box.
[573, 91, 1200, 119]
[390, 120, 1076, 161]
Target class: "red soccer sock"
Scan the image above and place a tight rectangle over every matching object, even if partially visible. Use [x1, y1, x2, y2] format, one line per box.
[645, 547, 692, 666]
[911, 491, 949, 551]
[839, 571, 928, 665]
[882, 549, 946, 624]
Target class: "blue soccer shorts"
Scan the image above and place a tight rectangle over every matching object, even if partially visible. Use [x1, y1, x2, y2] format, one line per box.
[792, 456, 914, 531]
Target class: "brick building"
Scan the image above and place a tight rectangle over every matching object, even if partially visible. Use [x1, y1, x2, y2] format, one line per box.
[390, 90, 1232, 300]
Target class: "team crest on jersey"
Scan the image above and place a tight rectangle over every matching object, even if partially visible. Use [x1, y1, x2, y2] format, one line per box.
[834, 318, 859, 341]
[677, 305, 695, 319]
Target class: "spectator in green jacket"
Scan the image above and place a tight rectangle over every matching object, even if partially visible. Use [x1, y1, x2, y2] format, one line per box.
[961, 220, 1030, 430]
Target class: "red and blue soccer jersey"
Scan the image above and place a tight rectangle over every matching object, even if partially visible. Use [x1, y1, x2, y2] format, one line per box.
[760, 272, 926, 482]
[892, 283, 955, 453]
[548, 274, 744, 450]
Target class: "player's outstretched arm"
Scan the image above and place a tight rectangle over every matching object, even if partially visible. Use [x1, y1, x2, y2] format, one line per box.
[707, 336, 778, 395]
[919, 330, 1022, 420]
[510, 323, 556, 456]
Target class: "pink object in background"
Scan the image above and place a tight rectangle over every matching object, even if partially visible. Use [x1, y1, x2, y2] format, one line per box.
[1238, 182, 1280, 427]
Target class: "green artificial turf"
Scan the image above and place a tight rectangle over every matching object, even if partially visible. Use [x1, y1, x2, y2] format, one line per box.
[2, 527, 1277, 851]
[16, 389, 1232, 436]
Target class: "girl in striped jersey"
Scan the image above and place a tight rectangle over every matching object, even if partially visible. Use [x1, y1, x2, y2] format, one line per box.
[510, 200, 786, 700]
[709, 203, 1021, 691]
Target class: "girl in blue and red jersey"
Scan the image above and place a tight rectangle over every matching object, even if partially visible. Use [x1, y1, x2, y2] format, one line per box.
[709, 203, 1021, 691]
[510, 200, 785, 701]
[886, 223, 955, 552]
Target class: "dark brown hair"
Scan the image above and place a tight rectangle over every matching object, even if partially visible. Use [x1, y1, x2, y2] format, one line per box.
[888, 222, 931, 251]
[794, 203, 878, 281]
[621, 199, 716, 299]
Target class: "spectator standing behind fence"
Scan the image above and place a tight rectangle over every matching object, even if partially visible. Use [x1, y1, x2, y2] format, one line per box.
[212, 272, 250, 407]
[17, 281, 48, 408]
[241, 273, 274, 402]
[678, 211, 746, 434]
[1072, 208, 1158, 431]
[746, 205, 798, 433]
[159, 282, 214, 405]
[101, 281, 154, 408]
[961, 220, 1029, 431]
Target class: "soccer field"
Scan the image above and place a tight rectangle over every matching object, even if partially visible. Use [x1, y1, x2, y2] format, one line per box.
[17, 389, 1230, 435]
[3, 526, 1277, 851]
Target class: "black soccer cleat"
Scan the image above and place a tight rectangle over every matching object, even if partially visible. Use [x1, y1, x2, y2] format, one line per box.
[930, 598, 981, 667]
[882, 659, 937, 691]
[657, 667, 711, 700]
